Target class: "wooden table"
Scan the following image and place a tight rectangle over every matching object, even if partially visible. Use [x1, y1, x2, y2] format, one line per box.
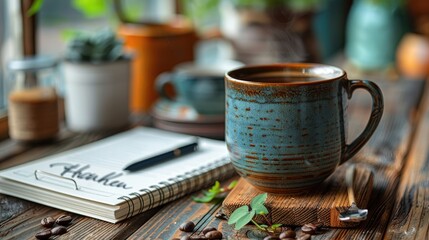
[1, 74, 428, 239]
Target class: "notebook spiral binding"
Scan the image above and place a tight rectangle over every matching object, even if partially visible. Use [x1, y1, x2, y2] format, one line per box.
[117, 158, 235, 220]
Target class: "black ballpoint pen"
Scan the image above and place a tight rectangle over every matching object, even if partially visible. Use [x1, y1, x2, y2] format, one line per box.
[123, 139, 199, 172]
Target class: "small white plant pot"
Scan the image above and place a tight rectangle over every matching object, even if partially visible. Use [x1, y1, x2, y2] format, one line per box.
[63, 59, 131, 132]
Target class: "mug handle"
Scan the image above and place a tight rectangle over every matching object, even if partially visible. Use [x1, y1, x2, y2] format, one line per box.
[155, 72, 175, 101]
[341, 80, 384, 164]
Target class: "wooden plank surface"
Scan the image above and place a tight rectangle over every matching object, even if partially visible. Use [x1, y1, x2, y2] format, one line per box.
[384, 82, 429, 240]
[134, 79, 426, 239]
[0, 78, 426, 239]
[349, 80, 424, 170]
[222, 165, 373, 228]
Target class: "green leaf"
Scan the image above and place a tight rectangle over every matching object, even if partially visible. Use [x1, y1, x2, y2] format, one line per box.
[234, 210, 255, 230]
[192, 181, 235, 203]
[192, 191, 217, 203]
[208, 181, 221, 193]
[250, 193, 268, 214]
[250, 193, 267, 208]
[72, 0, 107, 18]
[228, 205, 249, 224]
[227, 180, 238, 190]
[254, 205, 269, 215]
[270, 223, 282, 229]
[27, 0, 44, 16]
[192, 194, 214, 203]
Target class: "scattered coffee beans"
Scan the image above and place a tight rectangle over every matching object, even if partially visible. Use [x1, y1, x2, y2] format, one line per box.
[56, 215, 72, 226]
[40, 217, 55, 228]
[35, 229, 52, 239]
[51, 225, 67, 235]
[202, 227, 217, 235]
[279, 229, 296, 239]
[179, 221, 195, 232]
[205, 230, 222, 239]
[36, 215, 73, 239]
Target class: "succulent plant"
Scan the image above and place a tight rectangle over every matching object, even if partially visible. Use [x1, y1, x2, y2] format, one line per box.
[65, 29, 125, 63]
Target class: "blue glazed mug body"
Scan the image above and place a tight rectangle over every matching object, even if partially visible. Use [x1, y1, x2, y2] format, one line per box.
[225, 63, 383, 193]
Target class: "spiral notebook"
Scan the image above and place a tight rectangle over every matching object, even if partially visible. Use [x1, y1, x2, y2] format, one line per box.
[0, 127, 234, 223]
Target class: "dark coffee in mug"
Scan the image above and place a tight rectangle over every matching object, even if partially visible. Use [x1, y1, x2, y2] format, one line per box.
[228, 65, 341, 83]
[245, 75, 327, 83]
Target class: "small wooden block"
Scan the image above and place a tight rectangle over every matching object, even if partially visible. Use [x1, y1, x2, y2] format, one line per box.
[222, 164, 374, 228]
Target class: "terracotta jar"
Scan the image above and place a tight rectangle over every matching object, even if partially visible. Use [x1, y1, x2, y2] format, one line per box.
[117, 20, 197, 114]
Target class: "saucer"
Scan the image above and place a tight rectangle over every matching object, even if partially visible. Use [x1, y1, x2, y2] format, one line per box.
[152, 119, 225, 140]
[151, 99, 224, 124]
[150, 99, 225, 139]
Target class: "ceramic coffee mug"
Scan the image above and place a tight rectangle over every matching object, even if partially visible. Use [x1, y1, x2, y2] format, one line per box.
[156, 61, 242, 115]
[225, 63, 383, 193]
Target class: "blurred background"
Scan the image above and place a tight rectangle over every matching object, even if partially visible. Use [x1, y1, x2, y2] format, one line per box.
[0, 0, 428, 140]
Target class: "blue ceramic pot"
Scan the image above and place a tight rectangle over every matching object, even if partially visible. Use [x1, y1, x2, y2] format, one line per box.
[346, 0, 403, 70]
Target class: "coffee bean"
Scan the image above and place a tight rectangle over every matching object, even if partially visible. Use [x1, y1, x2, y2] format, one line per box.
[297, 233, 311, 240]
[305, 223, 318, 231]
[190, 235, 208, 240]
[179, 221, 195, 232]
[312, 222, 323, 229]
[280, 226, 292, 232]
[215, 212, 227, 220]
[301, 224, 315, 235]
[40, 216, 55, 228]
[280, 238, 295, 240]
[202, 227, 217, 235]
[56, 215, 72, 226]
[35, 229, 52, 239]
[51, 225, 67, 235]
[179, 236, 207, 240]
[205, 230, 222, 239]
[279, 229, 296, 239]
[263, 236, 279, 240]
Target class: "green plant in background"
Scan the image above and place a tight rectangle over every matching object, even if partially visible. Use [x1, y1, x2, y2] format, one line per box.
[182, 0, 323, 19]
[228, 193, 282, 233]
[28, 0, 142, 20]
[65, 29, 125, 62]
[28, 0, 108, 17]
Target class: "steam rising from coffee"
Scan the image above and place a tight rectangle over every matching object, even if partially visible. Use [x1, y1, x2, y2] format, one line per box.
[219, 3, 313, 64]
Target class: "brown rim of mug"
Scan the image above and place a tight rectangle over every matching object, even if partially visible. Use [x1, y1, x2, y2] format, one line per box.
[225, 63, 347, 86]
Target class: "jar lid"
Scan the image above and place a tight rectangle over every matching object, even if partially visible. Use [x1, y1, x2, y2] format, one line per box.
[8, 55, 58, 71]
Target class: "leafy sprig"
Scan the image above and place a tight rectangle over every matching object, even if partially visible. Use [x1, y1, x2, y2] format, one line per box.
[228, 193, 282, 233]
[192, 180, 238, 203]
